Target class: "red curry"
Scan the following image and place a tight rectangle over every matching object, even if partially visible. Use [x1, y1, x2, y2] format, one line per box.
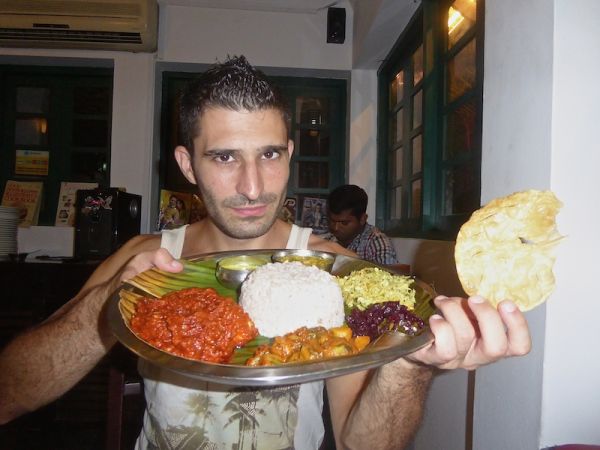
[130, 287, 257, 363]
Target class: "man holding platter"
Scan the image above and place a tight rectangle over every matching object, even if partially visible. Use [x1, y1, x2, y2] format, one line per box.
[0, 56, 532, 450]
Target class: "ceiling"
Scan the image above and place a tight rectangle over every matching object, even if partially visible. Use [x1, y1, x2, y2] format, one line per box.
[157, 0, 348, 14]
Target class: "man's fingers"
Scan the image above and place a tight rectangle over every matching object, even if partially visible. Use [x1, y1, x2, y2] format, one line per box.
[464, 296, 510, 360]
[120, 248, 183, 282]
[406, 313, 458, 368]
[433, 296, 476, 356]
[406, 296, 532, 371]
[498, 300, 532, 357]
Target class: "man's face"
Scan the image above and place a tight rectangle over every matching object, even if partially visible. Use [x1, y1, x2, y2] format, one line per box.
[328, 209, 366, 246]
[176, 107, 293, 239]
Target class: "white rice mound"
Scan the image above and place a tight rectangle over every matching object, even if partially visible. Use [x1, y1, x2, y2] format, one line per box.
[239, 261, 344, 338]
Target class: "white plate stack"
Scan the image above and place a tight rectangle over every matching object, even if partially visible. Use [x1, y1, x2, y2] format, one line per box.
[0, 206, 20, 260]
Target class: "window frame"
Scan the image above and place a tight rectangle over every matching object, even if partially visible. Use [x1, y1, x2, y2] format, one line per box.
[376, 0, 485, 240]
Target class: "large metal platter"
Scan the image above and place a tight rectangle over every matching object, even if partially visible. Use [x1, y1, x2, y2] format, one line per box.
[107, 250, 435, 386]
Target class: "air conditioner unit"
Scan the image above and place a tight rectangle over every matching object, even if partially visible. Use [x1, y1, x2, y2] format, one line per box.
[0, 0, 158, 52]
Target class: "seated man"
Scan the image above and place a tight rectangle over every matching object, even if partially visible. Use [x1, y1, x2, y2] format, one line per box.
[326, 184, 399, 266]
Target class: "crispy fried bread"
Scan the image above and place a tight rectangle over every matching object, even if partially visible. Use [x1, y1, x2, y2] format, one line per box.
[455, 190, 563, 311]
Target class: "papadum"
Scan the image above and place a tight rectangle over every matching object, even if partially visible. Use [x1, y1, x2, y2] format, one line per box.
[455, 189, 563, 311]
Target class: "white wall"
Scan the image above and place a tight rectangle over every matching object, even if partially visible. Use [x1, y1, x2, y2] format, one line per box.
[347, 69, 378, 219]
[543, 0, 600, 446]
[350, 0, 418, 69]
[157, 4, 352, 69]
[477, 0, 600, 448]
[474, 1, 555, 449]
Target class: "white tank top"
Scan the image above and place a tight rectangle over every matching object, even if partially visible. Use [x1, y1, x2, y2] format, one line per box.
[135, 224, 324, 450]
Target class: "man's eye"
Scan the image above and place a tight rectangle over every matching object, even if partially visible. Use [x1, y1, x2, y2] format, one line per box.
[215, 153, 234, 163]
[262, 150, 281, 160]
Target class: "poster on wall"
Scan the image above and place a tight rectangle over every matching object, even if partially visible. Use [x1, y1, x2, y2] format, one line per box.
[189, 194, 208, 224]
[157, 189, 192, 231]
[54, 181, 99, 226]
[278, 196, 297, 224]
[15, 150, 49, 176]
[1, 180, 44, 227]
[300, 196, 328, 234]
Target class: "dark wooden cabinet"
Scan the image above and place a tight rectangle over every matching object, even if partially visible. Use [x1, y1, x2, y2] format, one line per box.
[0, 261, 143, 450]
[0, 261, 99, 346]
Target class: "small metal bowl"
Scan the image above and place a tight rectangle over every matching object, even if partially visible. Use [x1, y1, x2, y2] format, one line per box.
[271, 249, 335, 272]
[216, 255, 270, 290]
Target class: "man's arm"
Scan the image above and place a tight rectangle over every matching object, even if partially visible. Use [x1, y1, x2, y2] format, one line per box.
[0, 279, 120, 423]
[327, 361, 433, 450]
[0, 236, 178, 424]
[328, 295, 531, 450]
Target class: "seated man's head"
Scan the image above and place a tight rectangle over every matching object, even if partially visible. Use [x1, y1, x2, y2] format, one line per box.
[174, 56, 293, 239]
[327, 184, 368, 246]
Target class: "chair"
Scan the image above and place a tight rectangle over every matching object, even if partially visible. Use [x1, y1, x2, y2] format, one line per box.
[105, 347, 144, 450]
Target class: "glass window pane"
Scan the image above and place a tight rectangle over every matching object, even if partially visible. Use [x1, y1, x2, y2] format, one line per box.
[296, 129, 330, 156]
[297, 161, 329, 189]
[16, 87, 49, 114]
[15, 118, 48, 146]
[390, 71, 404, 108]
[448, 0, 477, 49]
[412, 90, 423, 129]
[413, 44, 424, 85]
[412, 135, 422, 174]
[390, 108, 403, 144]
[74, 86, 111, 115]
[445, 99, 476, 159]
[71, 151, 109, 183]
[411, 179, 422, 218]
[395, 147, 403, 181]
[72, 119, 108, 147]
[443, 164, 479, 215]
[447, 38, 476, 102]
[296, 97, 329, 125]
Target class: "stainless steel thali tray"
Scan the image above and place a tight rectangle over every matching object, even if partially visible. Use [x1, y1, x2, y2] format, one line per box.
[107, 250, 436, 386]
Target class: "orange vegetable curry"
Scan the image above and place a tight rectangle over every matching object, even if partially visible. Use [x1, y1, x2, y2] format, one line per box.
[245, 325, 370, 366]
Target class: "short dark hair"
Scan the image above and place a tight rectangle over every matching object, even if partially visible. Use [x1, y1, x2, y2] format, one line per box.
[178, 55, 290, 152]
[328, 184, 368, 218]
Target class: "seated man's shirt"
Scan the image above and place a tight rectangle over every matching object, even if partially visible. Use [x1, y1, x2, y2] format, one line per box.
[325, 223, 398, 265]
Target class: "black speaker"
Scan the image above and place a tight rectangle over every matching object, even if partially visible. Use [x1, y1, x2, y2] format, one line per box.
[74, 188, 142, 259]
[327, 7, 346, 44]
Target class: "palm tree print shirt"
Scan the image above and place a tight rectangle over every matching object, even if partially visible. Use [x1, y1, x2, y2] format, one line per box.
[134, 225, 326, 450]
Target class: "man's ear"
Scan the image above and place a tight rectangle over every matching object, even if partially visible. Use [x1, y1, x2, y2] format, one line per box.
[287, 139, 294, 159]
[174, 146, 197, 185]
[360, 213, 368, 226]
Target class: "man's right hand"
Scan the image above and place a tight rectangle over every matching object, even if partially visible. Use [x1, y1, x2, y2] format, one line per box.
[119, 248, 183, 283]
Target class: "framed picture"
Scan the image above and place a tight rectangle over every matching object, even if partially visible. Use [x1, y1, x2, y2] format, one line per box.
[300, 196, 328, 234]
[278, 196, 297, 224]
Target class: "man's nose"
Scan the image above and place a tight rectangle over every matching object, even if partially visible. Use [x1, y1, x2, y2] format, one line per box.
[237, 161, 263, 201]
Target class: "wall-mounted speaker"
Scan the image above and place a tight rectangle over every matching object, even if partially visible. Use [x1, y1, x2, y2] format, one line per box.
[74, 188, 141, 259]
[327, 7, 346, 44]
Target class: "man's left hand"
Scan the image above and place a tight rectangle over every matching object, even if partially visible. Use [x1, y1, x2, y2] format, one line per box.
[406, 295, 531, 370]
